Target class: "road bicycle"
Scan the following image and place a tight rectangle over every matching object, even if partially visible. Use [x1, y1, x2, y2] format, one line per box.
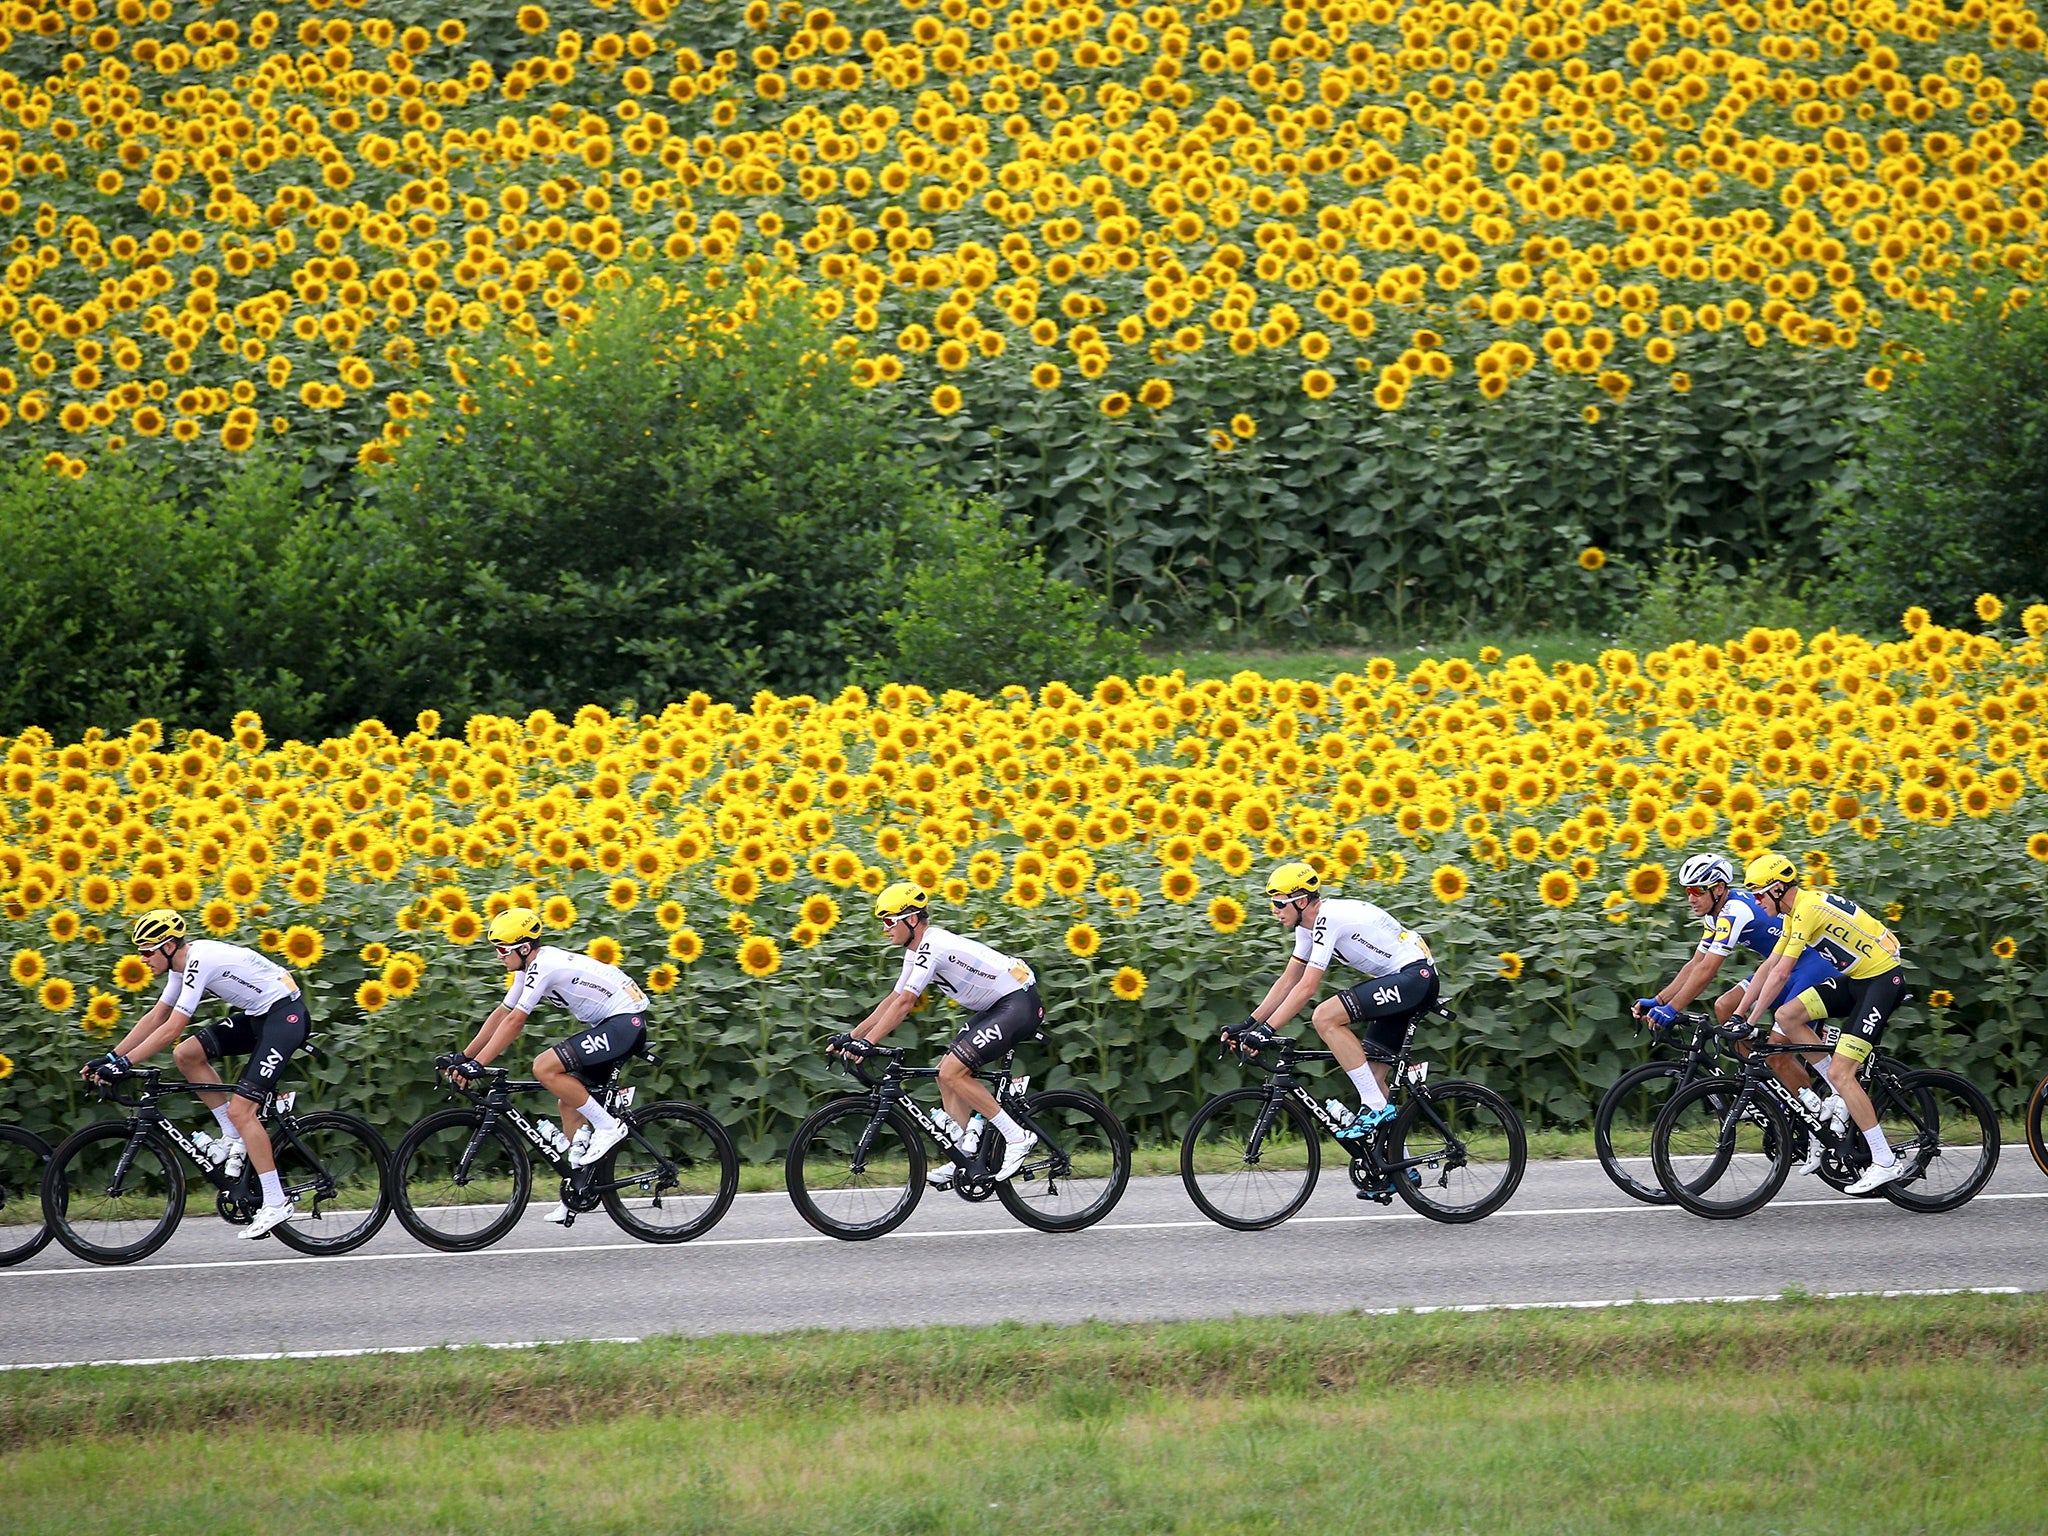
[1594, 1012, 1745, 1206]
[41, 1059, 391, 1265]
[2027, 1071, 2048, 1180]
[1180, 1005, 1526, 1230]
[785, 1039, 1130, 1240]
[0, 1123, 53, 1267]
[390, 1040, 737, 1251]
[1650, 1014, 2000, 1219]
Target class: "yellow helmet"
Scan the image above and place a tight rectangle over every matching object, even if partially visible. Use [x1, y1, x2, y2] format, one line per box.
[874, 881, 930, 921]
[1264, 861, 1320, 899]
[131, 908, 187, 951]
[1743, 853, 1800, 890]
[487, 907, 544, 946]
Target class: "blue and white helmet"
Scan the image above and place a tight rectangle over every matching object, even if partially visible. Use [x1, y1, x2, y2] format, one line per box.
[1677, 852, 1735, 890]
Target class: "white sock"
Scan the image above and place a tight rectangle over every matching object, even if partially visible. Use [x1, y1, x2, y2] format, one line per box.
[992, 1110, 1028, 1145]
[577, 1097, 619, 1133]
[1345, 1063, 1389, 1112]
[1863, 1126, 1895, 1168]
[1809, 1057, 1835, 1086]
[212, 1104, 240, 1138]
[259, 1170, 286, 1207]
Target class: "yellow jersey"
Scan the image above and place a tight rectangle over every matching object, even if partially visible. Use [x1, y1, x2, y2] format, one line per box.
[1770, 889, 1901, 980]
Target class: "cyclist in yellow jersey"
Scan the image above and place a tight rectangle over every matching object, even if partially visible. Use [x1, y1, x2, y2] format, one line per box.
[1737, 853, 1910, 1195]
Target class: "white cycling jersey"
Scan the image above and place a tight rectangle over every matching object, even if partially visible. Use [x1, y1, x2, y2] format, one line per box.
[158, 939, 297, 1019]
[1292, 897, 1432, 979]
[894, 923, 1034, 1012]
[503, 945, 648, 1024]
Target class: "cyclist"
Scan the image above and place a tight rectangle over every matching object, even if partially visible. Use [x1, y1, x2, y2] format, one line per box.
[1225, 862, 1438, 1161]
[81, 909, 311, 1240]
[832, 882, 1040, 1187]
[1738, 853, 1909, 1195]
[1633, 851, 1849, 1169]
[443, 909, 649, 1223]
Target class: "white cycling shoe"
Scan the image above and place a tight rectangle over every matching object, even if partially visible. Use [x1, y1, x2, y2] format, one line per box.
[1844, 1158, 1908, 1196]
[993, 1133, 1039, 1182]
[926, 1162, 958, 1190]
[573, 1122, 630, 1168]
[241, 1201, 296, 1240]
[1823, 1095, 1851, 1135]
[541, 1202, 571, 1224]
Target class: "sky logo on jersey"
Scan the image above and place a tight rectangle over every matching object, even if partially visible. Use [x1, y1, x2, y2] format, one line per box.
[579, 1031, 610, 1057]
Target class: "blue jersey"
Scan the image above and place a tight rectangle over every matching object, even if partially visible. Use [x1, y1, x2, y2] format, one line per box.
[1698, 887, 1841, 1008]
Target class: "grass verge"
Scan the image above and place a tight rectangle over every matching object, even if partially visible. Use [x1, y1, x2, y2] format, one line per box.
[4, 1295, 2044, 1535]
[4, 1291, 2042, 1449]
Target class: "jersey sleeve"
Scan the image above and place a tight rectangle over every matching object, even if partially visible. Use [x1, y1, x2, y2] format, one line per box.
[158, 963, 196, 1019]
[1696, 914, 1731, 956]
[1291, 924, 1316, 964]
[502, 965, 545, 1015]
[1299, 916, 1335, 972]
[1769, 898, 1809, 958]
[894, 943, 935, 997]
[1719, 901, 1762, 955]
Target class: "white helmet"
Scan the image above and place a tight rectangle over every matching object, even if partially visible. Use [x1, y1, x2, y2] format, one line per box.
[1678, 853, 1735, 890]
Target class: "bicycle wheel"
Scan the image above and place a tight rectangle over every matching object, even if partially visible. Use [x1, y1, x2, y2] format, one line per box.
[785, 1098, 926, 1241]
[1390, 1080, 1527, 1224]
[1652, 1076, 1791, 1219]
[598, 1102, 739, 1242]
[1874, 1068, 2000, 1213]
[996, 1089, 1130, 1233]
[2026, 1073, 2048, 1180]
[0, 1125, 53, 1267]
[42, 1120, 186, 1265]
[1180, 1087, 1320, 1231]
[265, 1112, 392, 1256]
[392, 1107, 531, 1252]
[1594, 1063, 1688, 1206]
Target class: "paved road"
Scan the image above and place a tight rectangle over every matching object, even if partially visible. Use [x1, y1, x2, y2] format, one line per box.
[6, 1153, 2045, 1368]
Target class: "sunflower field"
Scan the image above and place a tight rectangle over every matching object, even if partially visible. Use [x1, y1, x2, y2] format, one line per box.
[0, 0, 2045, 626]
[2, 609, 2045, 1157]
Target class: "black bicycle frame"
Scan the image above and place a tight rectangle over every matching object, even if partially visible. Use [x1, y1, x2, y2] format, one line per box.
[838, 1047, 1060, 1179]
[85, 1070, 334, 1202]
[1233, 1040, 1453, 1180]
[444, 1065, 671, 1198]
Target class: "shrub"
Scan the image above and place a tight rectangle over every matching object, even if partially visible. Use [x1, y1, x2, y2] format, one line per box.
[874, 501, 1145, 695]
[1826, 289, 2048, 629]
[364, 277, 951, 715]
[1620, 549, 1835, 654]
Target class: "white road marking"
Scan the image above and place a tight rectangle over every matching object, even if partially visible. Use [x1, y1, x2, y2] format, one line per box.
[6, 1189, 2044, 1281]
[0, 1286, 2026, 1374]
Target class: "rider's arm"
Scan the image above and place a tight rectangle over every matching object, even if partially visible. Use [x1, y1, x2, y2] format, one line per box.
[1655, 950, 1726, 1011]
[853, 990, 919, 1044]
[1741, 952, 1796, 1028]
[104, 1000, 194, 1066]
[467, 1005, 531, 1067]
[1260, 961, 1326, 1032]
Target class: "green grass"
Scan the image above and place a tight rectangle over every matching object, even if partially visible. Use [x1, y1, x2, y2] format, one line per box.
[1151, 630, 1608, 683]
[5, 1295, 2045, 1534]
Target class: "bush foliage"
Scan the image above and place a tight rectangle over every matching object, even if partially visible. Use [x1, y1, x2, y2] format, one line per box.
[1826, 289, 2048, 631]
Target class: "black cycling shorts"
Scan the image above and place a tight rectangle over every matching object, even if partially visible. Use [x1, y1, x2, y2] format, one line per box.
[1822, 967, 1906, 1064]
[550, 1012, 647, 1088]
[1335, 961, 1439, 1061]
[947, 986, 1044, 1070]
[1797, 973, 1858, 1022]
[195, 994, 311, 1101]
